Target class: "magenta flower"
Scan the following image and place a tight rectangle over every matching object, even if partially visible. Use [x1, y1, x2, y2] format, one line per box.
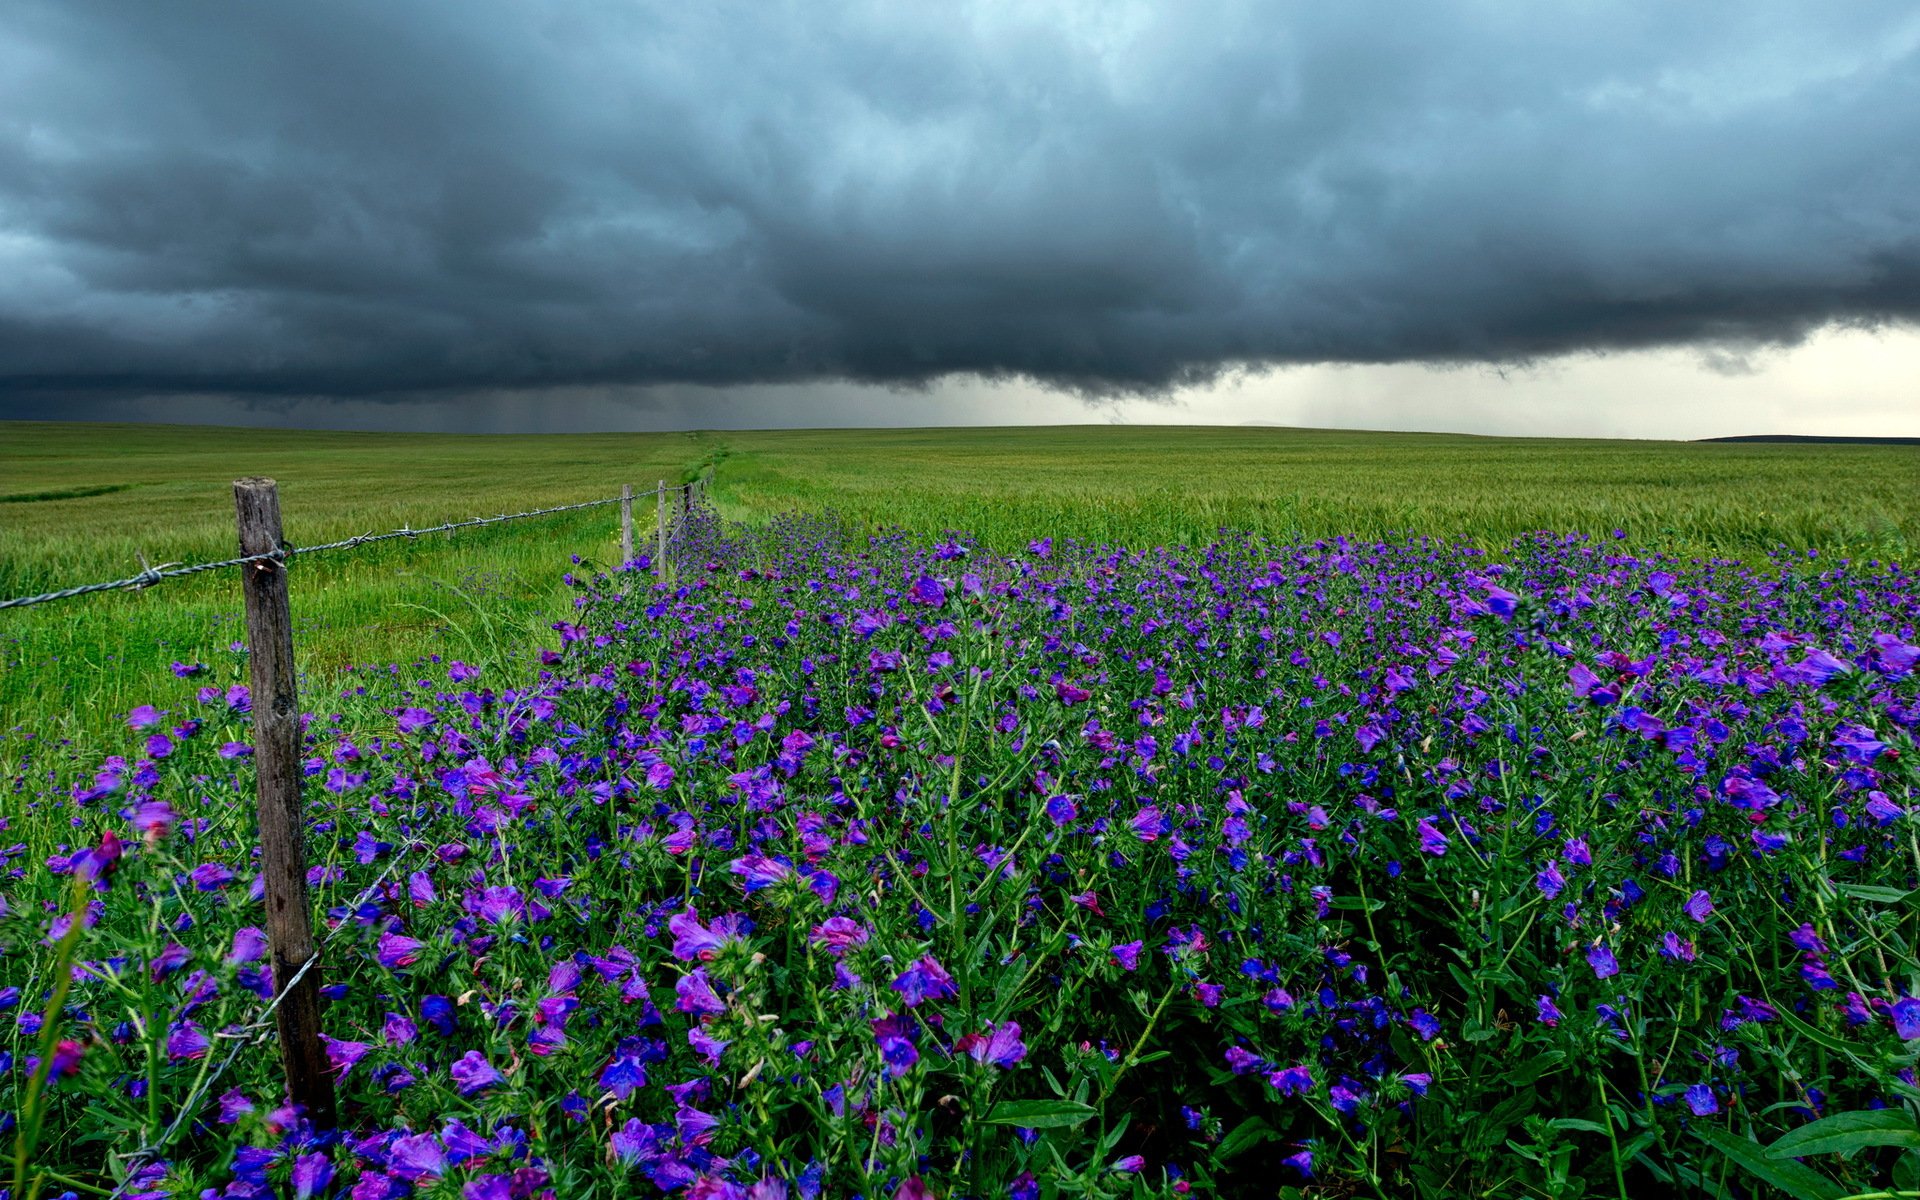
[959, 1021, 1027, 1068]
[809, 916, 869, 956]
[321, 1035, 372, 1078]
[45, 1039, 85, 1081]
[676, 968, 727, 1015]
[376, 931, 425, 970]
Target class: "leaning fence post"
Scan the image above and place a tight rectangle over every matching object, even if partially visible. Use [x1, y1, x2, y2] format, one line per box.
[232, 477, 337, 1130]
[655, 479, 667, 581]
[620, 484, 634, 567]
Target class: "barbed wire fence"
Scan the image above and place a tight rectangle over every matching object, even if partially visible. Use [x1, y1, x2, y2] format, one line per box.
[4, 470, 712, 1196]
[0, 478, 707, 611]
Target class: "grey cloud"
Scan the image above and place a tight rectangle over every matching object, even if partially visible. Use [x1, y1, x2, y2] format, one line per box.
[1, 0, 1917, 410]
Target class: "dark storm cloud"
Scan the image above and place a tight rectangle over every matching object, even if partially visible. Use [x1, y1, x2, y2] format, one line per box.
[1, 0, 1917, 408]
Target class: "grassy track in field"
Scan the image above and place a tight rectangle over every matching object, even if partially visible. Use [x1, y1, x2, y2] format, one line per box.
[4, 420, 1915, 742]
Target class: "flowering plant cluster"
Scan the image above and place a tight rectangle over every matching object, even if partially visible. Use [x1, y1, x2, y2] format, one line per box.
[3, 509, 1918, 1198]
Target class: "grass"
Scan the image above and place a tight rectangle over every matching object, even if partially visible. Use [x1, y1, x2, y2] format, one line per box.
[1, 423, 710, 741]
[4, 420, 1915, 742]
[702, 425, 1920, 557]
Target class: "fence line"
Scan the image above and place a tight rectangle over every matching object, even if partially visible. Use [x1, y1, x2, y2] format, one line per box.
[0, 482, 703, 611]
[12, 467, 710, 1183]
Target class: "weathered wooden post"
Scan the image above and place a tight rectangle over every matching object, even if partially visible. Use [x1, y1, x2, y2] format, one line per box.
[620, 484, 634, 566]
[232, 477, 337, 1130]
[655, 479, 667, 581]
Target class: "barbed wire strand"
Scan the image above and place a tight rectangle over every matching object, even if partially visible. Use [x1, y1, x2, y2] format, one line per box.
[104, 844, 424, 1198]
[1, 484, 699, 611]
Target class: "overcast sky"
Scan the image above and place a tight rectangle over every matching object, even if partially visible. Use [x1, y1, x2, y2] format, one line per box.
[2, 2, 1916, 437]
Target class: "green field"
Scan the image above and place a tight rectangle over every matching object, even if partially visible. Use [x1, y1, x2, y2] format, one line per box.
[3, 420, 1916, 741]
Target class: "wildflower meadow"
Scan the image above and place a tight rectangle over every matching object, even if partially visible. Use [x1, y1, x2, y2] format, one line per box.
[5, 501, 1920, 1199]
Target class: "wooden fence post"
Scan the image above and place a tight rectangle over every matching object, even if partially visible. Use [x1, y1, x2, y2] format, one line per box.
[620, 484, 634, 566]
[233, 477, 337, 1130]
[655, 479, 667, 581]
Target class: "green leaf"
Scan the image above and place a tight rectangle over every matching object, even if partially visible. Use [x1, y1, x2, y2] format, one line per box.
[1776, 1009, 1866, 1063]
[1768, 1109, 1920, 1158]
[1216, 1117, 1280, 1161]
[1896, 1148, 1920, 1192]
[1509, 1051, 1567, 1086]
[1546, 1118, 1611, 1136]
[1692, 1127, 1846, 1200]
[1327, 895, 1385, 913]
[983, 1099, 1098, 1129]
[1833, 883, 1916, 905]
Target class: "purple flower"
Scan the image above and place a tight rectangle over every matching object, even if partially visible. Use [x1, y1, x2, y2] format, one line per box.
[872, 1011, 920, 1077]
[1536, 995, 1562, 1026]
[1044, 794, 1078, 826]
[890, 955, 958, 1007]
[322, 1035, 372, 1078]
[450, 1050, 503, 1096]
[1267, 1064, 1313, 1096]
[809, 916, 869, 956]
[1683, 890, 1714, 923]
[1892, 998, 1920, 1040]
[908, 576, 947, 607]
[389, 1133, 448, 1180]
[1535, 860, 1566, 899]
[166, 1021, 210, 1062]
[1416, 818, 1449, 856]
[376, 931, 425, 970]
[1586, 942, 1619, 980]
[676, 1105, 721, 1146]
[127, 705, 162, 730]
[961, 1021, 1027, 1068]
[1112, 940, 1144, 971]
[1660, 932, 1698, 963]
[676, 968, 727, 1015]
[216, 1088, 255, 1124]
[610, 1117, 660, 1166]
[1129, 807, 1164, 842]
[1111, 1156, 1146, 1174]
[1684, 1083, 1719, 1116]
[291, 1153, 333, 1200]
[189, 862, 236, 891]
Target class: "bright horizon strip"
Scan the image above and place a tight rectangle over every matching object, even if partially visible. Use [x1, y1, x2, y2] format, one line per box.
[6, 324, 1915, 439]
